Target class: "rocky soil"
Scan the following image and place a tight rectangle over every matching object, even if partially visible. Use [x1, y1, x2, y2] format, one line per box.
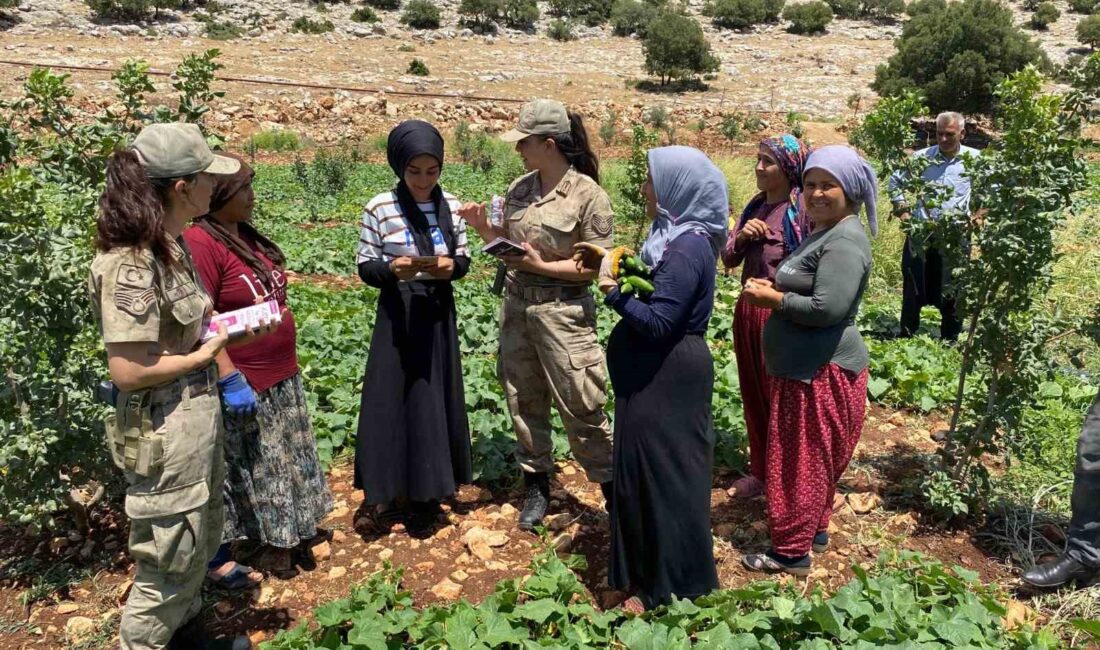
[0, 404, 1031, 648]
[0, 0, 1093, 150]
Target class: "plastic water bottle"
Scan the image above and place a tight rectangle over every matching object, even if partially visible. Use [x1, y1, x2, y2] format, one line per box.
[490, 195, 505, 228]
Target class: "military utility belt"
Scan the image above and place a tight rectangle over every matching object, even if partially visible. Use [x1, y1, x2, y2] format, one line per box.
[100, 364, 218, 476]
[505, 281, 590, 304]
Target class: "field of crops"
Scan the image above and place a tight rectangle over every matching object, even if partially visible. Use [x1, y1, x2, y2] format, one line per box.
[2, 57, 1100, 648]
[223, 149, 1100, 648]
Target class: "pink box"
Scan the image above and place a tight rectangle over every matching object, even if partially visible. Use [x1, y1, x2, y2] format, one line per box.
[201, 300, 282, 341]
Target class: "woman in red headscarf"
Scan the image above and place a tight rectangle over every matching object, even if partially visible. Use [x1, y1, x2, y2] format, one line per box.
[721, 135, 811, 501]
[184, 154, 333, 581]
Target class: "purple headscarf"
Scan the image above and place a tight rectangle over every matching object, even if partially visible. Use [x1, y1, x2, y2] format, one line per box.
[736, 134, 811, 251]
[803, 145, 879, 236]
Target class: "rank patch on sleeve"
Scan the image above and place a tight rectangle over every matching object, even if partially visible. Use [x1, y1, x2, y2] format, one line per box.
[115, 264, 156, 316]
[592, 212, 613, 238]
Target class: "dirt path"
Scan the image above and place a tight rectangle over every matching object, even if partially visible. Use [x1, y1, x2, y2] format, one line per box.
[0, 404, 1025, 648]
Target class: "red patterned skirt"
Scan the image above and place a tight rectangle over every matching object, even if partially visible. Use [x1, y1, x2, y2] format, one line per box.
[765, 364, 868, 557]
[733, 294, 773, 482]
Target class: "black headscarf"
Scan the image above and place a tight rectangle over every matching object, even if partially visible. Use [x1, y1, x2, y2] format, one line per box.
[386, 120, 456, 257]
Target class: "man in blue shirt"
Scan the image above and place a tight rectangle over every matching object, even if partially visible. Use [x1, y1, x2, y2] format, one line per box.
[888, 112, 978, 341]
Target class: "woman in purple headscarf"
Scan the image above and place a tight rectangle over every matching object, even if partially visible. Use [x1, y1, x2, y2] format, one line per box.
[739, 145, 876, 576]
[575, 146, 728, 612]
[721, 135, 811, 501]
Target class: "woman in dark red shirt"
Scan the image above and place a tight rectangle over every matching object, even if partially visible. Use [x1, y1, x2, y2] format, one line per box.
[721, 135, 811, 501]
[184, 154, 333, 581]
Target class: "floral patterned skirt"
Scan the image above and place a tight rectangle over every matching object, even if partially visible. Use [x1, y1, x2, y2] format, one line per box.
[222, 373, 333, 549]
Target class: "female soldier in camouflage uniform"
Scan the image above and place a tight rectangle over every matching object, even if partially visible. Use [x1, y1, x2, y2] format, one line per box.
[459, 100, 614, 530]
[89, 123, 256, 650]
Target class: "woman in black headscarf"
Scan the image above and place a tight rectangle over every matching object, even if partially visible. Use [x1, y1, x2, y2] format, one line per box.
[353, 120, 472, 533]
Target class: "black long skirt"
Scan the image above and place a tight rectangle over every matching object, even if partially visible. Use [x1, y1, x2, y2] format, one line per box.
[607, 324, 719, 608]
[353, 280, 471, 505]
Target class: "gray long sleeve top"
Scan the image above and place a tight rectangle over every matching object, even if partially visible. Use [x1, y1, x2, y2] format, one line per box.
[762, 215, 871, 381]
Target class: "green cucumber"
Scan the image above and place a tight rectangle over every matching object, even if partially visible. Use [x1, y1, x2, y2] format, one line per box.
[621, 275, 655, 294]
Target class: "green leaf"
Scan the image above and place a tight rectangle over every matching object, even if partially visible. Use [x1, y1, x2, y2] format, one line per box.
[868, 376, 891, 399]
[1071, 618, 1100, 640]
[476, 610, 526, 646]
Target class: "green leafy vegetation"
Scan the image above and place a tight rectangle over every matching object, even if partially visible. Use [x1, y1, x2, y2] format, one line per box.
[641, 11, 720, 86]
[1069, 0, 1095, 14]
[703, 0, 784, 28]
[548, 0, 613, 26]
[502, 0, 539, 29]
[407, 57, 430, 76]
[826, 0, 904, 19]
[610, 0, 658, 36]
[783, 0, 834, 33]
[459, 0, 503, 30]
[858, 60, 1100, 518]
[872, 0, 1046, 115]
[290, 15, 335, 33]
[0, 51, 225, 526]
[401, 0, 442, 27]
[350, 6, 379, 21]
[201, 18, 243, 40]
[1030, 2, 1060, 30]
[547, 17, 577, 40]
[260, 547, 1059, 649]
[364, 0, 400, 9]
[1079, 14, 1100, 49]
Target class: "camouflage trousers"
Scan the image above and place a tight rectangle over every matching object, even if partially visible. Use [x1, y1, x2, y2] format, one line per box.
[119, 367, 225, 650]
[498, 292, 613, 483]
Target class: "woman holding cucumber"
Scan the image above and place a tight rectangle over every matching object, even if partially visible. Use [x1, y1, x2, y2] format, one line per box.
[458, 99, 614, 531]
[353, 120, 472, 533]
[574, 145, 729, 612]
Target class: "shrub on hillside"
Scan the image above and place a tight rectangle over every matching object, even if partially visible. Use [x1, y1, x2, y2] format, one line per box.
[459, 0, 503, 29]
[642, 11, 719, 85]
[364, 0, 400, 8]
[610, 0, 658, 35]
[202, 19, 243, 38]
[783, 0, 833, 32]
[0, 0, 19, 10]
[872, 0, 1045, 114]
[502, 0, 539, 28]
[85, 0, 155, 19]
[1030, 1, 1059, 29]
[827, 0, 904, 19]
[351, 6, 379, 20]
[401, 0, 442, 27]
[548, 0, 613, 25]
[407, 58, 430, 75]
[290, 15, 335, 32]
[1069, 0, 1095, 14]
[547, 17, 576, 39]
[703, 0, 782, 28]
[1079, 13, 1100, 47]
[904, 0, 942, 15]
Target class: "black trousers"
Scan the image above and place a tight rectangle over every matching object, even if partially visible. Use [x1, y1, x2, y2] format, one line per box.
[1068, 389, 1100, 568]
[900, 236, 962, 341]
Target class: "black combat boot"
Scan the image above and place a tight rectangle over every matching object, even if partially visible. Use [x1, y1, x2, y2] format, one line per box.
[518, 472, 550, 531]
[1021, 554, 1099, 589]
[600, 481, 614, 512]
[167, 616, 209, 650]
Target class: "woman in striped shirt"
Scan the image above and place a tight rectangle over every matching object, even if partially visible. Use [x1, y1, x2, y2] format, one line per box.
[353, 120, 472, 533]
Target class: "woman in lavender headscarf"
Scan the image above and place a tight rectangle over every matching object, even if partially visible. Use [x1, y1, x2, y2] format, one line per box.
[575, 146, 728, 612]
[740, 145, 875, 576]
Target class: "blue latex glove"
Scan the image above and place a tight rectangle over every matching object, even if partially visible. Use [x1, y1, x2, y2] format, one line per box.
[217, 371, 257, 422]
